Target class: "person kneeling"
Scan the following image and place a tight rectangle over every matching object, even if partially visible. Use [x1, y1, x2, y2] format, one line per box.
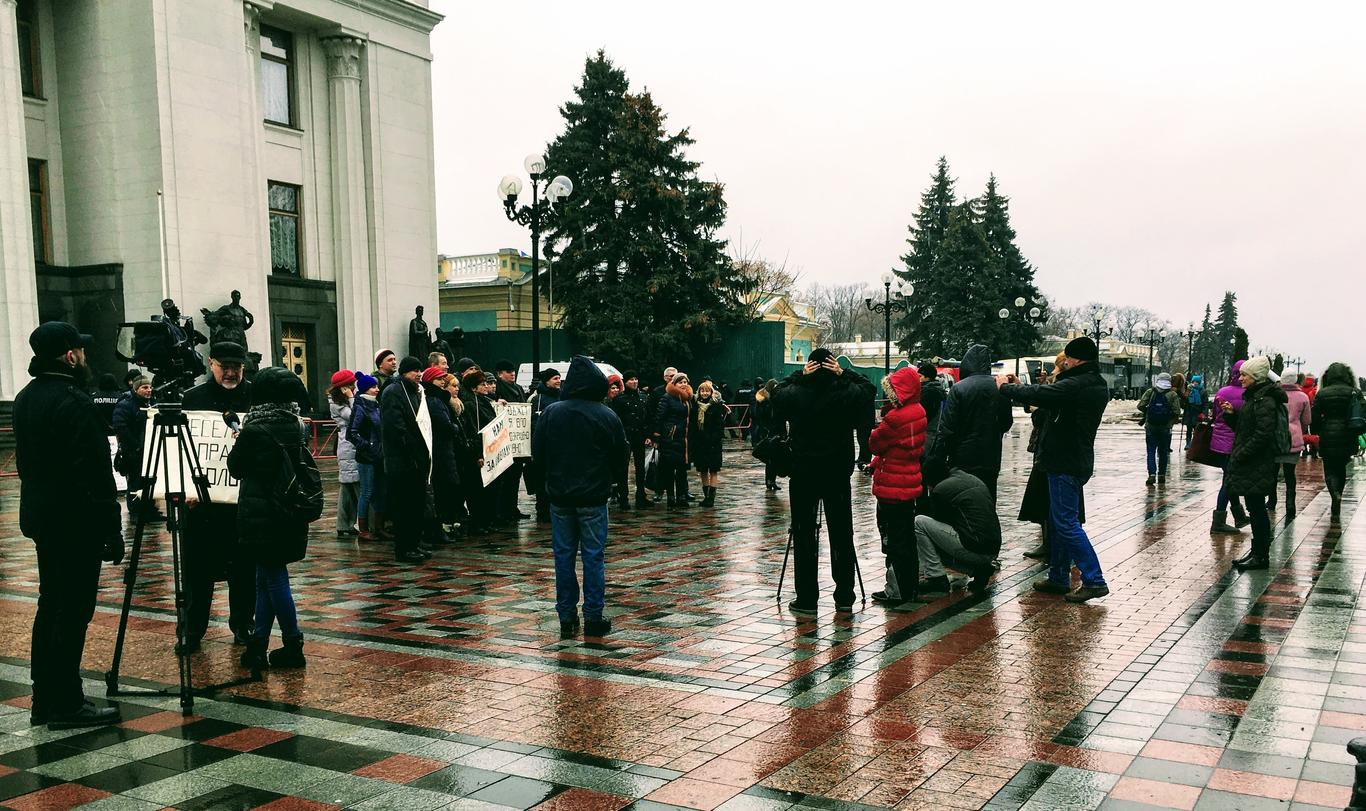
[910, 468, 1000, 595]
[227, 368, 321, 670]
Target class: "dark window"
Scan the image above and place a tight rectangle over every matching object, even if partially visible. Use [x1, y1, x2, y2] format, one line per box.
[28, 160, 50, 263]
[268, 181, 301, 276]
[17, 0, 40, 97]
[260, 25, 295, 126]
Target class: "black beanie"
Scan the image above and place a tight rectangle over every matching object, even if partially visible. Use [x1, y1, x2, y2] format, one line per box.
[398, 356, 424, 376]
[495, 359, 516, 373]
[1064, 337, 1099, 362]
[538, 367, 562, 383]
[808, 347, 834, 365]
[917, 361, 938, 379]
[455, 357, 477, 375]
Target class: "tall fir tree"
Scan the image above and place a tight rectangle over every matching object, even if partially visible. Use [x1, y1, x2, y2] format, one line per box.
[1233, 328, 1249, 365]
[543, 52, 749, 372]
[1192, 303, 1217, 382]
[1213, 291, 1240, 371]
[922, 200, 1006, 357]
[895, 157, 956, 356]
[977, 174, 1044, 358]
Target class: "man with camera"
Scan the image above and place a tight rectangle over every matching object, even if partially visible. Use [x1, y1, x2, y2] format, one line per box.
[180, 341, 255, 649]
[15, 322, 124, 728]
[770, 348, 877, 614]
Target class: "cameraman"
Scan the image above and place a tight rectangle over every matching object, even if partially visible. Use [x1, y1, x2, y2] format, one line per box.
[15, 322, 123, 728]
[180, 341, 255, 650]
[770, 348, 876, 614]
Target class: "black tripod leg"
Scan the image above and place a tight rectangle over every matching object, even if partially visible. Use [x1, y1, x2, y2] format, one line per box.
[169, 427, 194, 714]
[107, 431, 165, 696]
[777, 528, 793, 602]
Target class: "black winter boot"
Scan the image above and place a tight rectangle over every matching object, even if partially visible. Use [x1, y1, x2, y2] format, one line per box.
[239, 637, 269, 672]
[1210, 510, 1241, 534]
[701, 486, 715, 507]
[267, 636, 306, 669]
[1230, 501, 1251, 528]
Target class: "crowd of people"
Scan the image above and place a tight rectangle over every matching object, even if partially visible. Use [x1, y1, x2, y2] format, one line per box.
[11, 316, 1366, 730]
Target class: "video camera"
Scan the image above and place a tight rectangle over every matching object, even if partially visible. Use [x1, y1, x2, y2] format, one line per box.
[114, 312, 207, 402]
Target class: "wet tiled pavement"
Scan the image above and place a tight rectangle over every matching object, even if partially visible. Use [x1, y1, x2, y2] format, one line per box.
[0, 420, 1362, 810]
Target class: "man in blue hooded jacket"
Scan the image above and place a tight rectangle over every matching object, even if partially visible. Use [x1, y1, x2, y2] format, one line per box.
[532, 356, 628, 638]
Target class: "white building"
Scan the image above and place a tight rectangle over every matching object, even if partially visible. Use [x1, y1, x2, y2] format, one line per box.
[0, 0, 442, 405]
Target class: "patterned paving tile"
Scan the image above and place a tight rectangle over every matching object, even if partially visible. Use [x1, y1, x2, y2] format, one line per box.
[0, 428, 1361, 810]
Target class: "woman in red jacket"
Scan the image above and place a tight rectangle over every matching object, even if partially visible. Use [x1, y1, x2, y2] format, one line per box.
[869, 367, 928, 604]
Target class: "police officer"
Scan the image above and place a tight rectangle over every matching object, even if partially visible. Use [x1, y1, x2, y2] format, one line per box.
[180, 341, 255, 650]
[15, 322, 124, 728]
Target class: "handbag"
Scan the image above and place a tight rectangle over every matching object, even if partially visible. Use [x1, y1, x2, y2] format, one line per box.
[1349, 394, 1366, 436]
[752, 435, 794, 478]
[643, 447, 660, 491]
[1186, 419, 1221, 467]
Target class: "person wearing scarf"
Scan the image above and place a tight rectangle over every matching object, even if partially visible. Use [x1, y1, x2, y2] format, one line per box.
[689, 380, 730, 508]
[347, 373, 384, 541]
[1221, 356, 1288, 571]
[381, 356, 433, 563]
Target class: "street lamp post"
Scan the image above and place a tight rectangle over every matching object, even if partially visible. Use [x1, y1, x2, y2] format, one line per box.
[1287, 356, 1306, 376]
[998, 295, 1046, 377]
[865, 272, 912, 378]
[500, 156, 573, 379]
[1088, 308, 1115, 346]
[1140, 324, 1167, 389]
[1180, 322, 1199, 376]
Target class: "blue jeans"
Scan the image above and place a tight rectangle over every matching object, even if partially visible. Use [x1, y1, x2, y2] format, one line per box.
[254, 564, 300, 642]
[357, 463, 376, 518]
[550, 504, 608, 622]
[1047, 474, 1106, 588]
[1145, 425, 1172, 475]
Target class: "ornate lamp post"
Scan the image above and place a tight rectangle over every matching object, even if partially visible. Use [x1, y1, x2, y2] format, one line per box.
[1180, 322, 1199, 377]
[500, 155, 572, 378]
[1088, 307, 1115, 346]
[1140, 324, 1167, 388]
[998, 296, 1046, 377]
[865, 272, 912, 378]
[1287, 355, 1306, 376]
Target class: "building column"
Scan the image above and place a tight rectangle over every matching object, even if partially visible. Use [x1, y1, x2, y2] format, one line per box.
[0, 0, 40, 399]
[239, 1, 270, 357]
[321, 35, 374, 370]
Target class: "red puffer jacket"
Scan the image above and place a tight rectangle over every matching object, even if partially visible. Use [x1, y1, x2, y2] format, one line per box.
[870, 367, 927, 502]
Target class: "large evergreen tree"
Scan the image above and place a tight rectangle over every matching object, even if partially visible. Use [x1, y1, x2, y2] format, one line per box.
[895, 157, 957, 356]
[1192, 303, 1217, 382]
[977, 174, 1044, 358]
[543, 52, 750, 372]
[1213, 291, 1240, 372]
[921, 201, 1006, 357]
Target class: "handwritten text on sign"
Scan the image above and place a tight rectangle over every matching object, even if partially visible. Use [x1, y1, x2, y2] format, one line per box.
[480, 412, 515, 487]
[492, 402, 531, 458]
[138, 408, 241, 504]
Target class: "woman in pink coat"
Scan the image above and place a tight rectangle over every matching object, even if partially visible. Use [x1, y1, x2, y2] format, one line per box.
[1267, 374, 1310, 516]
[1209, 361, 1248, 534]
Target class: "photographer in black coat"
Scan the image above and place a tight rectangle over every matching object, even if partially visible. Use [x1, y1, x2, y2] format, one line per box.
[15, 322, 123, 728]
[923, 344, 1013, 501]
[770, 348, 877, 614]
[179, 341, 254, 651]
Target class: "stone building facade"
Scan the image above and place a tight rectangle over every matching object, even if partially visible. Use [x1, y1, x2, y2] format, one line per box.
[0, 0, 442, 406]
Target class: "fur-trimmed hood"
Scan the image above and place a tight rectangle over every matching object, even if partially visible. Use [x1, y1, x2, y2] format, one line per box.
[667, 378, 693, 402]
[880, 367, 922, 409]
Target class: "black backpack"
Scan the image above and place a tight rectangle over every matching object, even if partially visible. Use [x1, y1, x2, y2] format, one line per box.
[272, 437, 323, 523]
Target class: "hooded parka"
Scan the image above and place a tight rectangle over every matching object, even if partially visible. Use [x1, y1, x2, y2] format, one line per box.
[869, 367, 927, 503]
[1224, 378, 1289, 497]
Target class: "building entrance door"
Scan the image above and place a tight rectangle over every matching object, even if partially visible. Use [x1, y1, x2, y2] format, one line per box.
[281, 323, 308, 383]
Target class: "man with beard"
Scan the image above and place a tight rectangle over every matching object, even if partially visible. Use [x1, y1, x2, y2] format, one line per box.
[180, 341, 255, 651]
[15, 322, 124, 728]
[923, 344, 1013, 501]
[770, 348, 877, 614]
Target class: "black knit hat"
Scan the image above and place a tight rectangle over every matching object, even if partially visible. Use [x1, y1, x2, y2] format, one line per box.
[623, 369, 639, 381]
[1064, 337, 1099, 362]
[808, 347, 834, 365]
[398, 356, 424, 376]
[495, 359, 516, 373]
[455, 357, 477, 375]
[538, 367, 562, 383]
[917, 361, 938, 379]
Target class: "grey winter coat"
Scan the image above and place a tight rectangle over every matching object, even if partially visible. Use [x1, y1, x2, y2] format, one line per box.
[330, 400, 359, 483]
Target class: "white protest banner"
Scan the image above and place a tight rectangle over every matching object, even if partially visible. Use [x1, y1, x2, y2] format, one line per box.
[480, 412, 514, 487]
[139, 408, 241, 504]
[493, 402, 532, 458]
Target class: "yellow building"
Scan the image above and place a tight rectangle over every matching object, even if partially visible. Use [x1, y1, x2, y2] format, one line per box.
[437, 250, 556, 334]
[437, 252, 823, 360]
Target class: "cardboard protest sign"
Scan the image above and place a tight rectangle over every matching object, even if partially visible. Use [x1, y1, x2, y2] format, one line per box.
[480, 412, 514, 486]
[493, 402, 532, 458]
[139, 408, 241, 504]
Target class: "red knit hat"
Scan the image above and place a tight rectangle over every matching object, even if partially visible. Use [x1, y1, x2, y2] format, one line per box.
[421, 366, 447, 384]
[330, 369, 357, 387]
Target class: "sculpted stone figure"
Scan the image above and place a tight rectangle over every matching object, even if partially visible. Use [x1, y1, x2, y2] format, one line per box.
[409, 305, 432, 361]
[200, 290, 255, 353]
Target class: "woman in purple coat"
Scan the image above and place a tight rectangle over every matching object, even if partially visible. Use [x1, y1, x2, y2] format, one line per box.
[1209, 360, 1248, 534]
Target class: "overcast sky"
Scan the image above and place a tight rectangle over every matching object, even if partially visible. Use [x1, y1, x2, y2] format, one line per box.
[430, 1, 1365, 377]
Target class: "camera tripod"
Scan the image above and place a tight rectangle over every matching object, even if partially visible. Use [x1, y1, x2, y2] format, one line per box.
[105, 404, 258, 714]
[776, 501, 867, 606]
